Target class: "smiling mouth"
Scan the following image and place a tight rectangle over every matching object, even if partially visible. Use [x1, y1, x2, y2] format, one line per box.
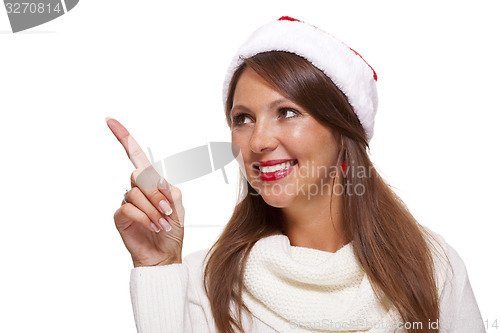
[253, 159, 298, 174]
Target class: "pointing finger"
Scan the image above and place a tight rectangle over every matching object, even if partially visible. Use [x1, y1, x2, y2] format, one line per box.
[105, 117, 151, 170]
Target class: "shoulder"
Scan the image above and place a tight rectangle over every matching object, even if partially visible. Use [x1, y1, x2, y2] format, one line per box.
[421, 225, 466, 270]
[420, 226, 469, 295]
[420, 228, 485, 331]
[182, 248, 211, 293]
[184, 248, 210, 271]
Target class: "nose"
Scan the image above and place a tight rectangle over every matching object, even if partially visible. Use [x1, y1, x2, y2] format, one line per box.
[249, 120, 278, 154]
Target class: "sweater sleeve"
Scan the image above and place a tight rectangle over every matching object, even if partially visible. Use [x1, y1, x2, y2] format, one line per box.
[129, 250, 211, 333]
[437, 242, 486, 333]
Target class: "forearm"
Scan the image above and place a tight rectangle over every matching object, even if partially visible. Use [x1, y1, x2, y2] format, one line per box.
[130, 264, 191, 332]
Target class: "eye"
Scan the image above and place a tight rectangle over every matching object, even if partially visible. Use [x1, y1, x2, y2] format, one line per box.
[232, 113, 252, 126]
[278, 108, 298, 119]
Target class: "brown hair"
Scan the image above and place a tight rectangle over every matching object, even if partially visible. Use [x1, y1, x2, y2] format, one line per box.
[204, 51, 449, 333]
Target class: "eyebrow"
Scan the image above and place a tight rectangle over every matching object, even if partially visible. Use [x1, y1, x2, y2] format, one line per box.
[231, 98, 288, 115]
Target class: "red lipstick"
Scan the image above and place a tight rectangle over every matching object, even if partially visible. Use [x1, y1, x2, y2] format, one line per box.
[253, 159, 296, 167]
[254, 159, 298, 182]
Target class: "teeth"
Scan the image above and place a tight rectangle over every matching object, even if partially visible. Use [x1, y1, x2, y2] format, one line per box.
[259, 161, 295, 173]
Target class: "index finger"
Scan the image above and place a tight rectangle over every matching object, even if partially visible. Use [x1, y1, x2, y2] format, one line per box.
[105, 117, 151, 170]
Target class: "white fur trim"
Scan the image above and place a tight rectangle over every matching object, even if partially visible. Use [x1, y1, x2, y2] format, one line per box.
[222, 19, 378, 142]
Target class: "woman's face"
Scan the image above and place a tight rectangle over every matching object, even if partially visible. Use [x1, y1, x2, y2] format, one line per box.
[230, 67, 342, 208]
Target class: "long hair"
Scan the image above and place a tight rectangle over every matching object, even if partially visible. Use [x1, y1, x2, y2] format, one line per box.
[204, 51, 448, 333]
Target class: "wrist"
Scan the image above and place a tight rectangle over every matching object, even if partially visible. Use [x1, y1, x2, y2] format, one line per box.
[132, 253, 182, 268]
[153, 257, 182, 266]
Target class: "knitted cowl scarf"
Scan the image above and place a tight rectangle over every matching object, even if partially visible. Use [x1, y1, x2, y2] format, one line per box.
[242, 234, 405, 333]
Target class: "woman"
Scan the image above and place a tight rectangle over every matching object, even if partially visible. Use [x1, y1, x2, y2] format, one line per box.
[107, 17, 485, 332]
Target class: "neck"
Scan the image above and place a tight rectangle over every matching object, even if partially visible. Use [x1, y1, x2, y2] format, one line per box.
[281, 182, 347, 253]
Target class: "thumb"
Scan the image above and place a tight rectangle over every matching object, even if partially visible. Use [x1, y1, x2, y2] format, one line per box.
[157, 177, 184, 227]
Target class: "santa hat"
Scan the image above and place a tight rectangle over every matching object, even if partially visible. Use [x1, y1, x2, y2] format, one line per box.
[222, 16, 378, 142]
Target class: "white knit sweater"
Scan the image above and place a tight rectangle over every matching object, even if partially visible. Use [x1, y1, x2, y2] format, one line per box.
[129, 231, 485, 333]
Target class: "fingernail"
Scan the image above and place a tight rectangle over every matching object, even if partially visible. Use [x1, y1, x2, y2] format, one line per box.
[105, 116, 111, 123]
[159, 200, 173, 215]
[151, 222, 161, 232]
[159, 217, 171, 231]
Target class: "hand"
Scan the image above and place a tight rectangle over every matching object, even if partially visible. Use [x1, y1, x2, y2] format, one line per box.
[106, 117, 185, 267]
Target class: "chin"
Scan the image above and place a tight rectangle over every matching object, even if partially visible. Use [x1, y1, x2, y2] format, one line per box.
[261, 197, 291, 209]
[257, 189, 296, 208]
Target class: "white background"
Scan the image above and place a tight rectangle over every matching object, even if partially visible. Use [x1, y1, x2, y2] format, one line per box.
[1, 1, 498, 332]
